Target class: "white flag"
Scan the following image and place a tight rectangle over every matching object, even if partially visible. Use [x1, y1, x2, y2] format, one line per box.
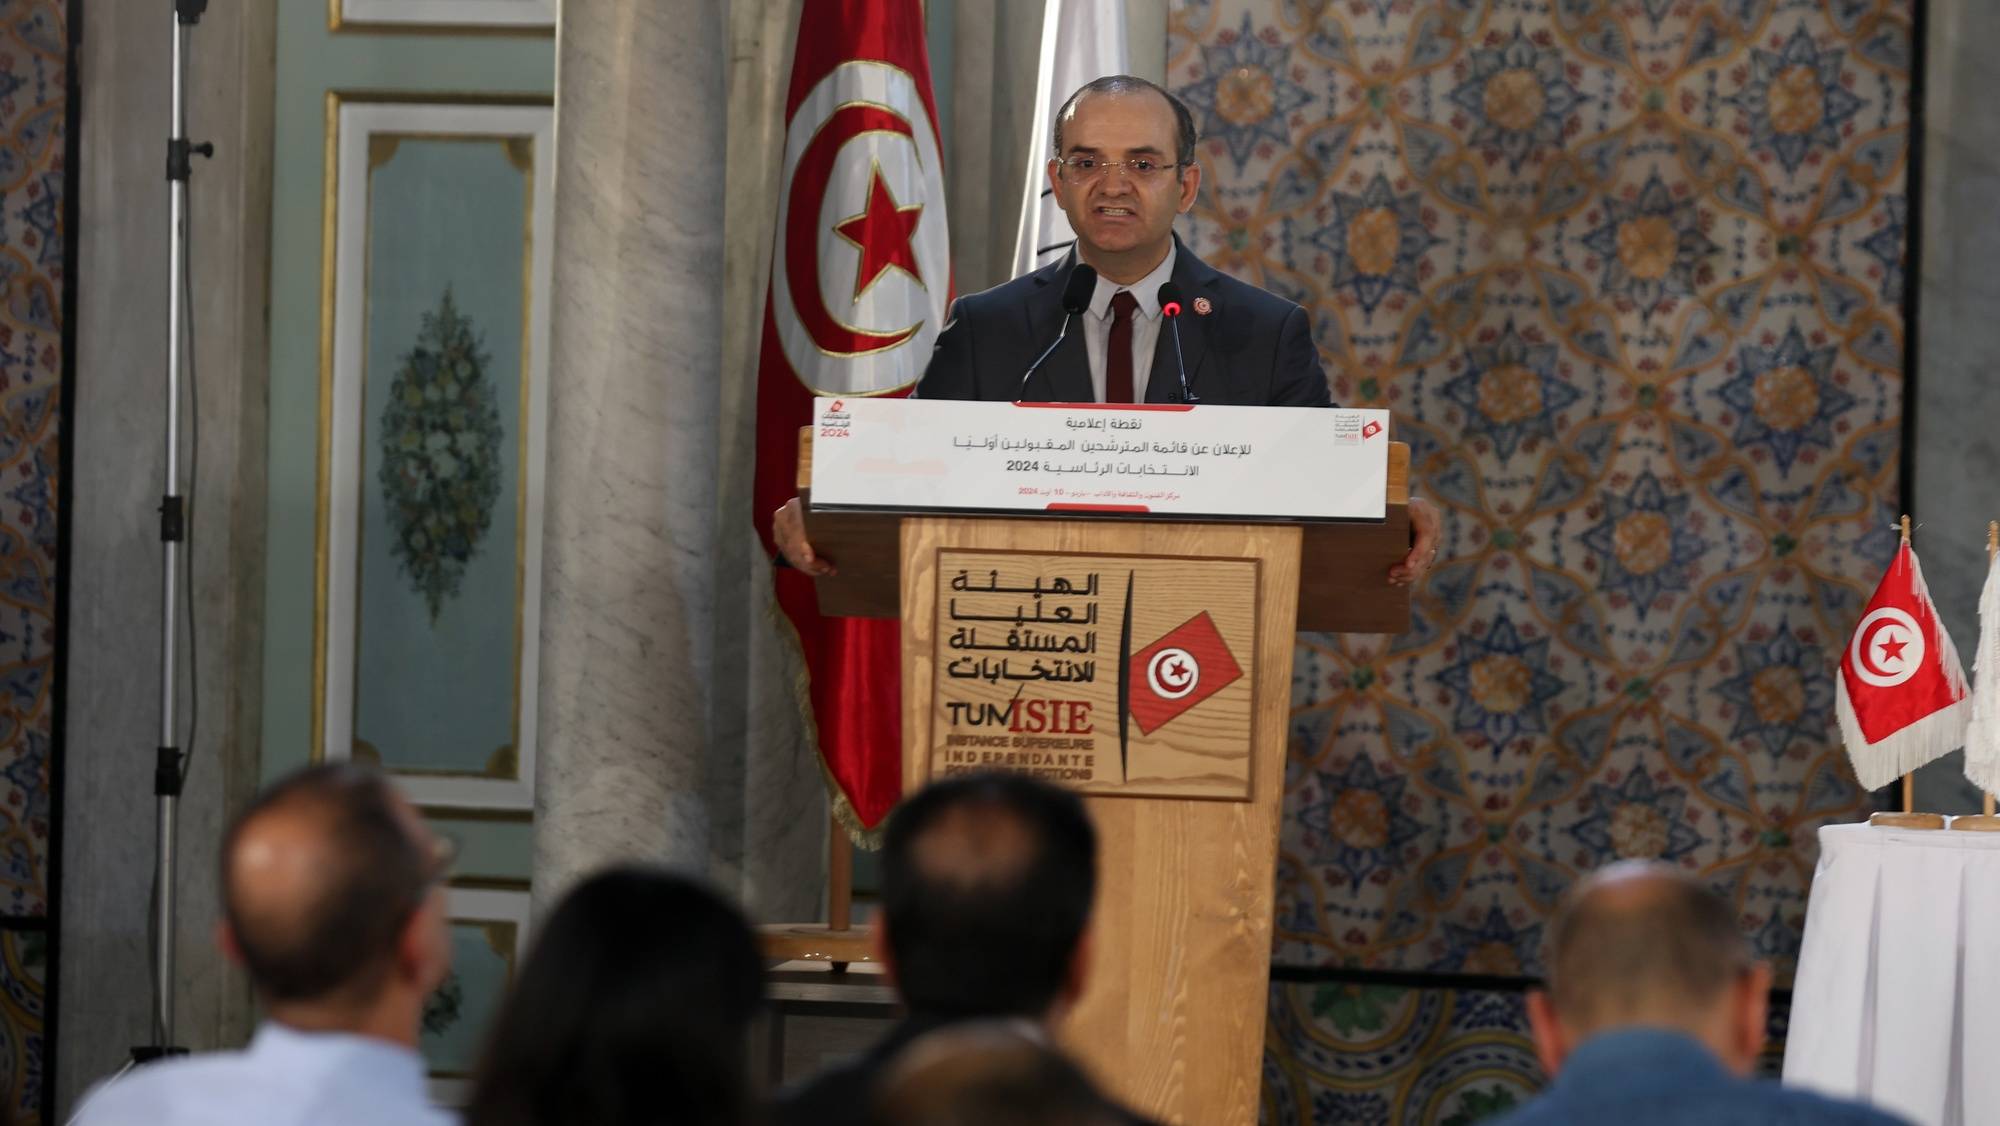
[1011, 0, 1129, 278]
[1964, 550, 2000, 791]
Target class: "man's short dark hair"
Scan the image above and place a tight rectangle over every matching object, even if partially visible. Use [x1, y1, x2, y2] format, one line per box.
[1053, 74, 1199, 166]
[1545, 861, 1753, 1028]
[880, 772, 1097, 1018]
[221, 763, 434, 1003]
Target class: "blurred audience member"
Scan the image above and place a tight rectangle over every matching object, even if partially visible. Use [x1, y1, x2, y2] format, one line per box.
[75, 763, 456, 1126]
[871, 1021, 1125, 1126]
[777, 770, 1152, 1126]
[1492, 860, 1909, 1126]
[464, 865, 763, 1126]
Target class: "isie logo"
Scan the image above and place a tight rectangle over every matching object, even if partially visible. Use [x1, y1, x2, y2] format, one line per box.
[818, 398, 853, 437]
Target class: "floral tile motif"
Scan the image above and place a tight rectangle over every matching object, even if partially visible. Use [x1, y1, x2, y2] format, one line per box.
[0, 0, 65, 920]
[1261, 980, 1797, 1120]
[1170, 0, 1906, 993]
[0, 1, 68, 1117]
[0, 929, 44, 1123]
[1262, 982, 1542, 1126]
[378, 289, 504, 624]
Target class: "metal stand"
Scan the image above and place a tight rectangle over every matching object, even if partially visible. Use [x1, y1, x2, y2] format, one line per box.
[134, 0, 211, 1066]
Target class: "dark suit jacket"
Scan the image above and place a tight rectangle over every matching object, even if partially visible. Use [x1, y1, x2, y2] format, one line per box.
[773, 1015, 1160, 1126]
[914, 236, 1332, 407]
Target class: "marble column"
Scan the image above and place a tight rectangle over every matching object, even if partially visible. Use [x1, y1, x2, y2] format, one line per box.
[533, 1, 728, 905]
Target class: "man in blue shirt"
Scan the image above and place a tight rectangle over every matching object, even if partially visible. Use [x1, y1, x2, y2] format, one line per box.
[1495, 861, 1908, 1126]
[73, 764, 457, 1126]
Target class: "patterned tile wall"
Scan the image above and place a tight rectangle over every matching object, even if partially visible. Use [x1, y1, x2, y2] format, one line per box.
[0, 930, 42, 1125]
[0, 0, 63, 920]
[1169, 0, 1908, 981]
[1259, 980, 1794, 1124]
[1263, 981, 1542, 1125]
[0, 0, 66, 1120]
[1169, 0, 1910, 1114]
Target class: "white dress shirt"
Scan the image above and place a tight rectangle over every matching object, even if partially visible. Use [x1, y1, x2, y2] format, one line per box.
[1081, 243, 1178, 403]
[72, 1022, 457, 1126]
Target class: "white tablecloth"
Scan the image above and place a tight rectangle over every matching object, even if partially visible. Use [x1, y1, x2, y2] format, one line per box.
[1783, 823, 2000, 1126]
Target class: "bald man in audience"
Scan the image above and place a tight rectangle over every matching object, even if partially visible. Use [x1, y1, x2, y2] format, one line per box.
[1494, 861, 1908, 1126]
[871, 1021, 1127, 1126]
[75, 764, 456, 1126]
[777, 771, 1155, 1126]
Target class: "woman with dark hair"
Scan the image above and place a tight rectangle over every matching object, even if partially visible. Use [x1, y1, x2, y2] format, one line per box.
[464, 866, 765, 1126]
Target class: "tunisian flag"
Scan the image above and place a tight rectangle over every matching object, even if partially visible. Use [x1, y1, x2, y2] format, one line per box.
[752, 0, 950, 833]
[1835, 541, 1969, 790]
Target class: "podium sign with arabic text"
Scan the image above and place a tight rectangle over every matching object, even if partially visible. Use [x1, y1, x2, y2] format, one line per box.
[931, 549, 1258, 800]
[811, 398, 1389, 520]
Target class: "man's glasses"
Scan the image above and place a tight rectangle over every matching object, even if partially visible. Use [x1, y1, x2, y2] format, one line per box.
[1055, 156, 1187, 184]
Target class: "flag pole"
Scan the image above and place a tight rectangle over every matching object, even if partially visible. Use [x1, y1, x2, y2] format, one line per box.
[1867, 514, 1948, 829]
[1901, 514, 1914, 815]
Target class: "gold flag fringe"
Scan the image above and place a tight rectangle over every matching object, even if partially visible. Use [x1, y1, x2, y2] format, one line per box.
[761, 578, 886, 851]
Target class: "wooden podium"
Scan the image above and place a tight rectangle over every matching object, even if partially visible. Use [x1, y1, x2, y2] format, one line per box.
[797, 430, 1410, 1126]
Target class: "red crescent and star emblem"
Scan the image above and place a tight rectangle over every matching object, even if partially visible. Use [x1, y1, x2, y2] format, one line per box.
[1849, 607, 1924, 688]
[1147, 647, 1200, 700]
[773, 61, 949, 395]
[833, 164, 926, 301]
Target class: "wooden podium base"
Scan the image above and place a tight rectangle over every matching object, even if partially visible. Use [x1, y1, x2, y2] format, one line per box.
[792, 425, 1412, 1126]
[901, 516, 1301, 1126]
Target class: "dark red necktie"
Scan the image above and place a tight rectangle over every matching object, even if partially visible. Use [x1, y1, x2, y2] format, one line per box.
[1105, 290, 1138, 403]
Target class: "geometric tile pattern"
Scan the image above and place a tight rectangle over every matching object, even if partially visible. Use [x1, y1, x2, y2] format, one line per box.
[0, 1, 68, 1119]
[0, 0, 65, 919]
[1170, 0, 1908, 987]
[1262, 982, 1543, 1125]
[1259, 980, 1796, 1123]
[0, 929, 43, 1124]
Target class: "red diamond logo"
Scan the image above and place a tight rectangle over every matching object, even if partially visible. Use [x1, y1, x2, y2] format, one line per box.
[1128, 612, 1243, 734]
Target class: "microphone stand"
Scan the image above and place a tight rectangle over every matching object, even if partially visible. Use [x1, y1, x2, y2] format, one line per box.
[1166, 315, 1196, 404]
[135, 0, 212, 1066]
[1015, 315, 1077, 402]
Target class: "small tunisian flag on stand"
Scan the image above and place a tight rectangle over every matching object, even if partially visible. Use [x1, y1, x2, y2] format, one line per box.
[751, 0, 950, 835]
[1835, 540, 1970, 790]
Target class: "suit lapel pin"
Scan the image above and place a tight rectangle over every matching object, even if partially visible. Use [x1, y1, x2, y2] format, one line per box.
[1193, 296, 1213, 315]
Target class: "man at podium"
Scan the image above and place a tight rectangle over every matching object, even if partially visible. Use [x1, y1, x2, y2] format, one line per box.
[774, 74, 1441, 581]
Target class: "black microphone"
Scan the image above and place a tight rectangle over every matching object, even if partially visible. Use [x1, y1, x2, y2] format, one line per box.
[1015, 263, 1098, 401]
[1157, 281, 1198, 404]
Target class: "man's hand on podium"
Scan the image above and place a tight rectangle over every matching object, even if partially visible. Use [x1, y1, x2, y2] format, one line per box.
[1388, 496, 1441, 587]
[773, 496, 836, 576]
